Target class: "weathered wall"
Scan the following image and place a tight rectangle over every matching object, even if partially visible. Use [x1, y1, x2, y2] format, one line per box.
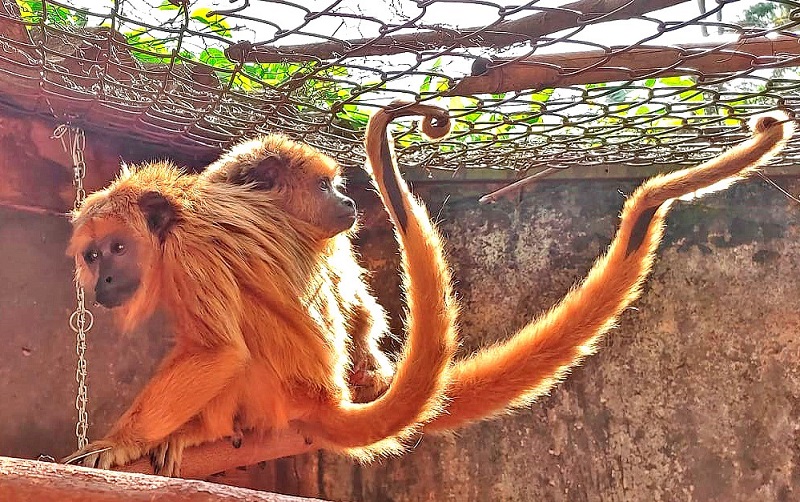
[263, 180, 800, 502]
[1, 116, 800, 501]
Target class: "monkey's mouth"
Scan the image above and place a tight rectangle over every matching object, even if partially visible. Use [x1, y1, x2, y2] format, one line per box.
[94, 281, 140, 309]
[341, 212, 357, 229]
[95, 296, 124, 309]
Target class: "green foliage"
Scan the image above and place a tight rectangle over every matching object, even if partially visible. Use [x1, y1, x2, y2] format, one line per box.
[16, 0, 89, 27]
[189, 7, 231, 38]
[739, 2, 793, 28]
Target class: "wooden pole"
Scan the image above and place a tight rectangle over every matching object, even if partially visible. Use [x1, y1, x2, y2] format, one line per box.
[225, 0, 689, 62]
[115, 429, 317, 480]
[0, 456, 323, 502]
[447, 34, 800, 95]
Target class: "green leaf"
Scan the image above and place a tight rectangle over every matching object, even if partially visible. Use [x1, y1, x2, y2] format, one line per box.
[529, 88, 553, 103]
[420, 74, 433, 94]
[659, 76, 695, 87]
[199, 47, 234, 69]
[679, 89, 704, 102]
[16, 0, 43, 21]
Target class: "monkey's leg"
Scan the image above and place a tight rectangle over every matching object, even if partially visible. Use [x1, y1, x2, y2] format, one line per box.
[63, 345, 248, 470]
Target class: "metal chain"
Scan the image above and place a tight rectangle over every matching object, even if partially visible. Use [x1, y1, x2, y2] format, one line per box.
[54, 124, 94, 450]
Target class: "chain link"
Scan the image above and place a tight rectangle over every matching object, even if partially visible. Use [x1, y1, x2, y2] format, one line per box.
[54, 124, 93, 450]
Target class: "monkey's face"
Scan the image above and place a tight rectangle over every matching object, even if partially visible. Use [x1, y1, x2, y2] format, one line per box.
[79, 232, 142, 308]
[71, 189, 178, 312]
[205, 135, 358, 239]
[292, 172, 357, 238]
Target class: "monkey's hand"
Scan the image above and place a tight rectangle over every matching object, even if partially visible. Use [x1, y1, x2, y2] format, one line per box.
[62, 437, 145, 471]
[349, 362, 393, 403]
[148, 434, 186, 477]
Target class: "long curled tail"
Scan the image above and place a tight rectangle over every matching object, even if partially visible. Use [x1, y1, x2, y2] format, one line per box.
[424, 111, 794, 432]
[309, 101, 458, 458]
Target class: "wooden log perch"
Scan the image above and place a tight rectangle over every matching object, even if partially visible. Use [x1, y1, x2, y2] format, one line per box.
[226, 0, 688, 62]
[0, 456, 324, 501]
[447, 34, 800, 95]
[115, 429, 317, 480]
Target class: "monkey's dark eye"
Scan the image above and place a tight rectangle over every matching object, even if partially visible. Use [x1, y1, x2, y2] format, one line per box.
[110, 242, 126, 255]
[318, 178, 331, 191]
[83, 249, 100, 264]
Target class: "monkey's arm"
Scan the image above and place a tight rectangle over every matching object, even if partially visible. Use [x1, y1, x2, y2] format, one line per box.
[64, 342, 249, 470]
[346, 282, 395, 403]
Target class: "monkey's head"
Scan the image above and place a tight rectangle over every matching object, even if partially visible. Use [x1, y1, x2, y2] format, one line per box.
[68, 165, 181, 327]
[202, 134, 357, 240]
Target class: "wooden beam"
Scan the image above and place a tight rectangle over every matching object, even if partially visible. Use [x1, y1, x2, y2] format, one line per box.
[116, 429, 316, 480]
[447, 34, 800, 95]
[0, 456, 323, 502]
[226, 0, 689, 62]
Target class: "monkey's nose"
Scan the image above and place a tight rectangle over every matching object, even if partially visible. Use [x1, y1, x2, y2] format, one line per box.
[104, 276, 113, 284]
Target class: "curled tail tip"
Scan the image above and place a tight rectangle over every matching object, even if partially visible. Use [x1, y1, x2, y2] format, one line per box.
[381, 99, 452, 141]
[750, 110, 795, 141]
[421, 111, 452, 140]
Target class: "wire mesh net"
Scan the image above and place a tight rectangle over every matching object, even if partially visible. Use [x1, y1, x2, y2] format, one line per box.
[1, 0, 799, 178]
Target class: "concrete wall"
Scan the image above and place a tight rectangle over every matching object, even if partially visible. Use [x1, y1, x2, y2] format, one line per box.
[2, 134, 799, 500]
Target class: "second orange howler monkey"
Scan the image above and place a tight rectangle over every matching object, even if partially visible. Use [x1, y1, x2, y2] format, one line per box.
[210, 101, 793, 441]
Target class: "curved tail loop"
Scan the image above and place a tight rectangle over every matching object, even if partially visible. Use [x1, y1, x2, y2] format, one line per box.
[320, 100, 794, 446]
[311, 101, 459, 458]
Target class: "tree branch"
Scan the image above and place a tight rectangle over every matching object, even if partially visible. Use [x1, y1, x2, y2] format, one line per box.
[226, 0, 689, 62]
[0, 456, 322, 501]
[446, 34, 800, 95]
[115, 429, 317, 480]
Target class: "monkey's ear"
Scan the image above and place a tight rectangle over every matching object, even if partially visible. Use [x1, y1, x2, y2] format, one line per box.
[254, 155, 285, 189]
[138, 191, 178, 243]
[228, 155, 285, 190]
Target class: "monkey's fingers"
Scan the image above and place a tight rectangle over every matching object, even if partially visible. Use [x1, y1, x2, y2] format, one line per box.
[149, 436, 184, 477]
[63, 439, 146, 472]
[62, 444, 112, 467]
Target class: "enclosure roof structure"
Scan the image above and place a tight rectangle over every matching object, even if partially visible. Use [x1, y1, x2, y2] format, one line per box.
[0, 0, 799, 180]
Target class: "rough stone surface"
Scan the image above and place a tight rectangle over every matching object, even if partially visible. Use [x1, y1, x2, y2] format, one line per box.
[259, 181, 800, 502]
[1, 127, 800, 500]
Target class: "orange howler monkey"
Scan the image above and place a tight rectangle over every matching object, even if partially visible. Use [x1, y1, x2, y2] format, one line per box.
[62, 111, 459, 476]
[191, 100, 793, 464]
[199, 135, 399, 403]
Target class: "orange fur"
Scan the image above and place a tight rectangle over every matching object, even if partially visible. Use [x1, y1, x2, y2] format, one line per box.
[63, 133, 458, 475]
[361, 103, 793, 432]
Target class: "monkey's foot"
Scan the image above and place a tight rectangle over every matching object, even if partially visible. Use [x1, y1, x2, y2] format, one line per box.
[62, 439, 144, 471]
[229, 416, 244, 449]
[349, 367, 393, 403]
[149, 435, 185, 477]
